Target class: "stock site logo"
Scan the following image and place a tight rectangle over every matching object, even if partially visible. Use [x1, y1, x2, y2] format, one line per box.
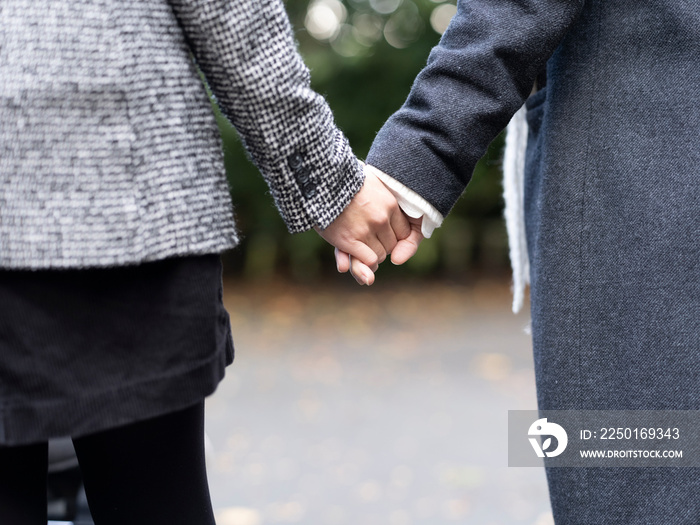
[528, 418, 568, 458]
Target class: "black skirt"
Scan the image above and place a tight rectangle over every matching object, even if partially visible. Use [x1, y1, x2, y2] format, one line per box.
[0, 254, 234, 446]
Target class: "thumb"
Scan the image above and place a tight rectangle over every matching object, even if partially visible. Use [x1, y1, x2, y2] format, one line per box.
[390, 218, 424, 265]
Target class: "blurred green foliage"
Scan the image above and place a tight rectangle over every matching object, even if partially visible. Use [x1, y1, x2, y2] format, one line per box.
[218, 0, 509, 281]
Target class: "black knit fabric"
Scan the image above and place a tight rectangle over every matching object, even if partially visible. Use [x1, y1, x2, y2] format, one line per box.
[73, 401, 216, 525]
[0, 402, 216, 525]
[0, 441, 48, 524]
[0, 255, 233, 446]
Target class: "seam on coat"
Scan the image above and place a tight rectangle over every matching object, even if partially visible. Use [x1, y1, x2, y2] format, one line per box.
[578, 0, 604, 411]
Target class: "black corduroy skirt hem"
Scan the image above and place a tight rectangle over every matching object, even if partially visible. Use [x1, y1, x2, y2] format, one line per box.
[0, 254, 234, 446]
[0, 340, 231, 446]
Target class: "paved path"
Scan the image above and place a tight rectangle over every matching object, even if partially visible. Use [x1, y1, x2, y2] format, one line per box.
[206, 279, 553, 525]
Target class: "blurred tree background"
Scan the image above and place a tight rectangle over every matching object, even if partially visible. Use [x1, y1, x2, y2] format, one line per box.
[217, 0, 509, 282]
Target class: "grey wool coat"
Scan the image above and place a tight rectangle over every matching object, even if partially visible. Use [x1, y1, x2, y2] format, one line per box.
[0, 0, 363, 269]
[367, 0, 699, 523]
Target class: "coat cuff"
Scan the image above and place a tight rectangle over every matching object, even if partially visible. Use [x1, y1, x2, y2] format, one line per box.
[270, 132, 365, 233]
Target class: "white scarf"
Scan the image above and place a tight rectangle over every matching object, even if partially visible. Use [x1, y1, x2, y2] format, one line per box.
[503, 105, 530, 313]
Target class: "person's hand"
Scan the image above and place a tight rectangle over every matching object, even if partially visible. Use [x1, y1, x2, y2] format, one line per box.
[334, 214, 424, 285]
[315, 169, 411, 284]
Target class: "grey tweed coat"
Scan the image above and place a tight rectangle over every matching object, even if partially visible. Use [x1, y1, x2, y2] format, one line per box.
[0, 0, 363, 269]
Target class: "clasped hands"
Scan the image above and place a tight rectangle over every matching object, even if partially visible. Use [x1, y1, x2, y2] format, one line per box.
[316, 169, 423, 285]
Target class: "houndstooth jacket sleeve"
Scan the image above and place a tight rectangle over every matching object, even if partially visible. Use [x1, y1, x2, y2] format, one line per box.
[0, 0, 362, 269]
[168, 0, 364, 232]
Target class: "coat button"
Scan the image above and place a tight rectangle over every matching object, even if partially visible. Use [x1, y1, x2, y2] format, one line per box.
[302, 182, 317, 199]
[288, 153, 303, 170]
[295, 167, 311, 185]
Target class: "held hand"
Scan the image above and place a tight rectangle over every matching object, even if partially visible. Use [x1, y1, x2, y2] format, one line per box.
[316, 169, 411, 284]
[335, 215, 424, 285]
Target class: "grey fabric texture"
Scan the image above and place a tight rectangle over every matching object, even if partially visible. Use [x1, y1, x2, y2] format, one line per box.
[366, 0, 700, 523]
[366, 0, 585, 216]
[0, 0, 363, 269]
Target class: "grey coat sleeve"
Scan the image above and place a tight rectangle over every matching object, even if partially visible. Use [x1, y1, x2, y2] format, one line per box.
[167, 0, 363, 232]
[365, 0, 585, 217]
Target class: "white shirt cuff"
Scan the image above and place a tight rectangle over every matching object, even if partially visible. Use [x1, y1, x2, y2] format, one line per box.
[364, 164, 443, 239]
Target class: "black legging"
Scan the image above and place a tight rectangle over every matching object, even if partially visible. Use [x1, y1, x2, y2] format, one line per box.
[0, 402, 216, 525]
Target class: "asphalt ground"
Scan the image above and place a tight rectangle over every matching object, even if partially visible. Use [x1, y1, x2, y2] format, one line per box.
[205, 278, 553, 525]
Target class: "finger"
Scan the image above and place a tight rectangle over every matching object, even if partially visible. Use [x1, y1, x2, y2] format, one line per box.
[389, 205, 412, 241]
[346, 239, 386, 269]
[350, 256, 376, 286]
[390, 224, 424, 265]
[374, 197, 405, 255]
[375, 225, 398, 260]
[348, 257, 366, 285]
[365, 235, 388, 265]
[335, 248, 350, 273]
